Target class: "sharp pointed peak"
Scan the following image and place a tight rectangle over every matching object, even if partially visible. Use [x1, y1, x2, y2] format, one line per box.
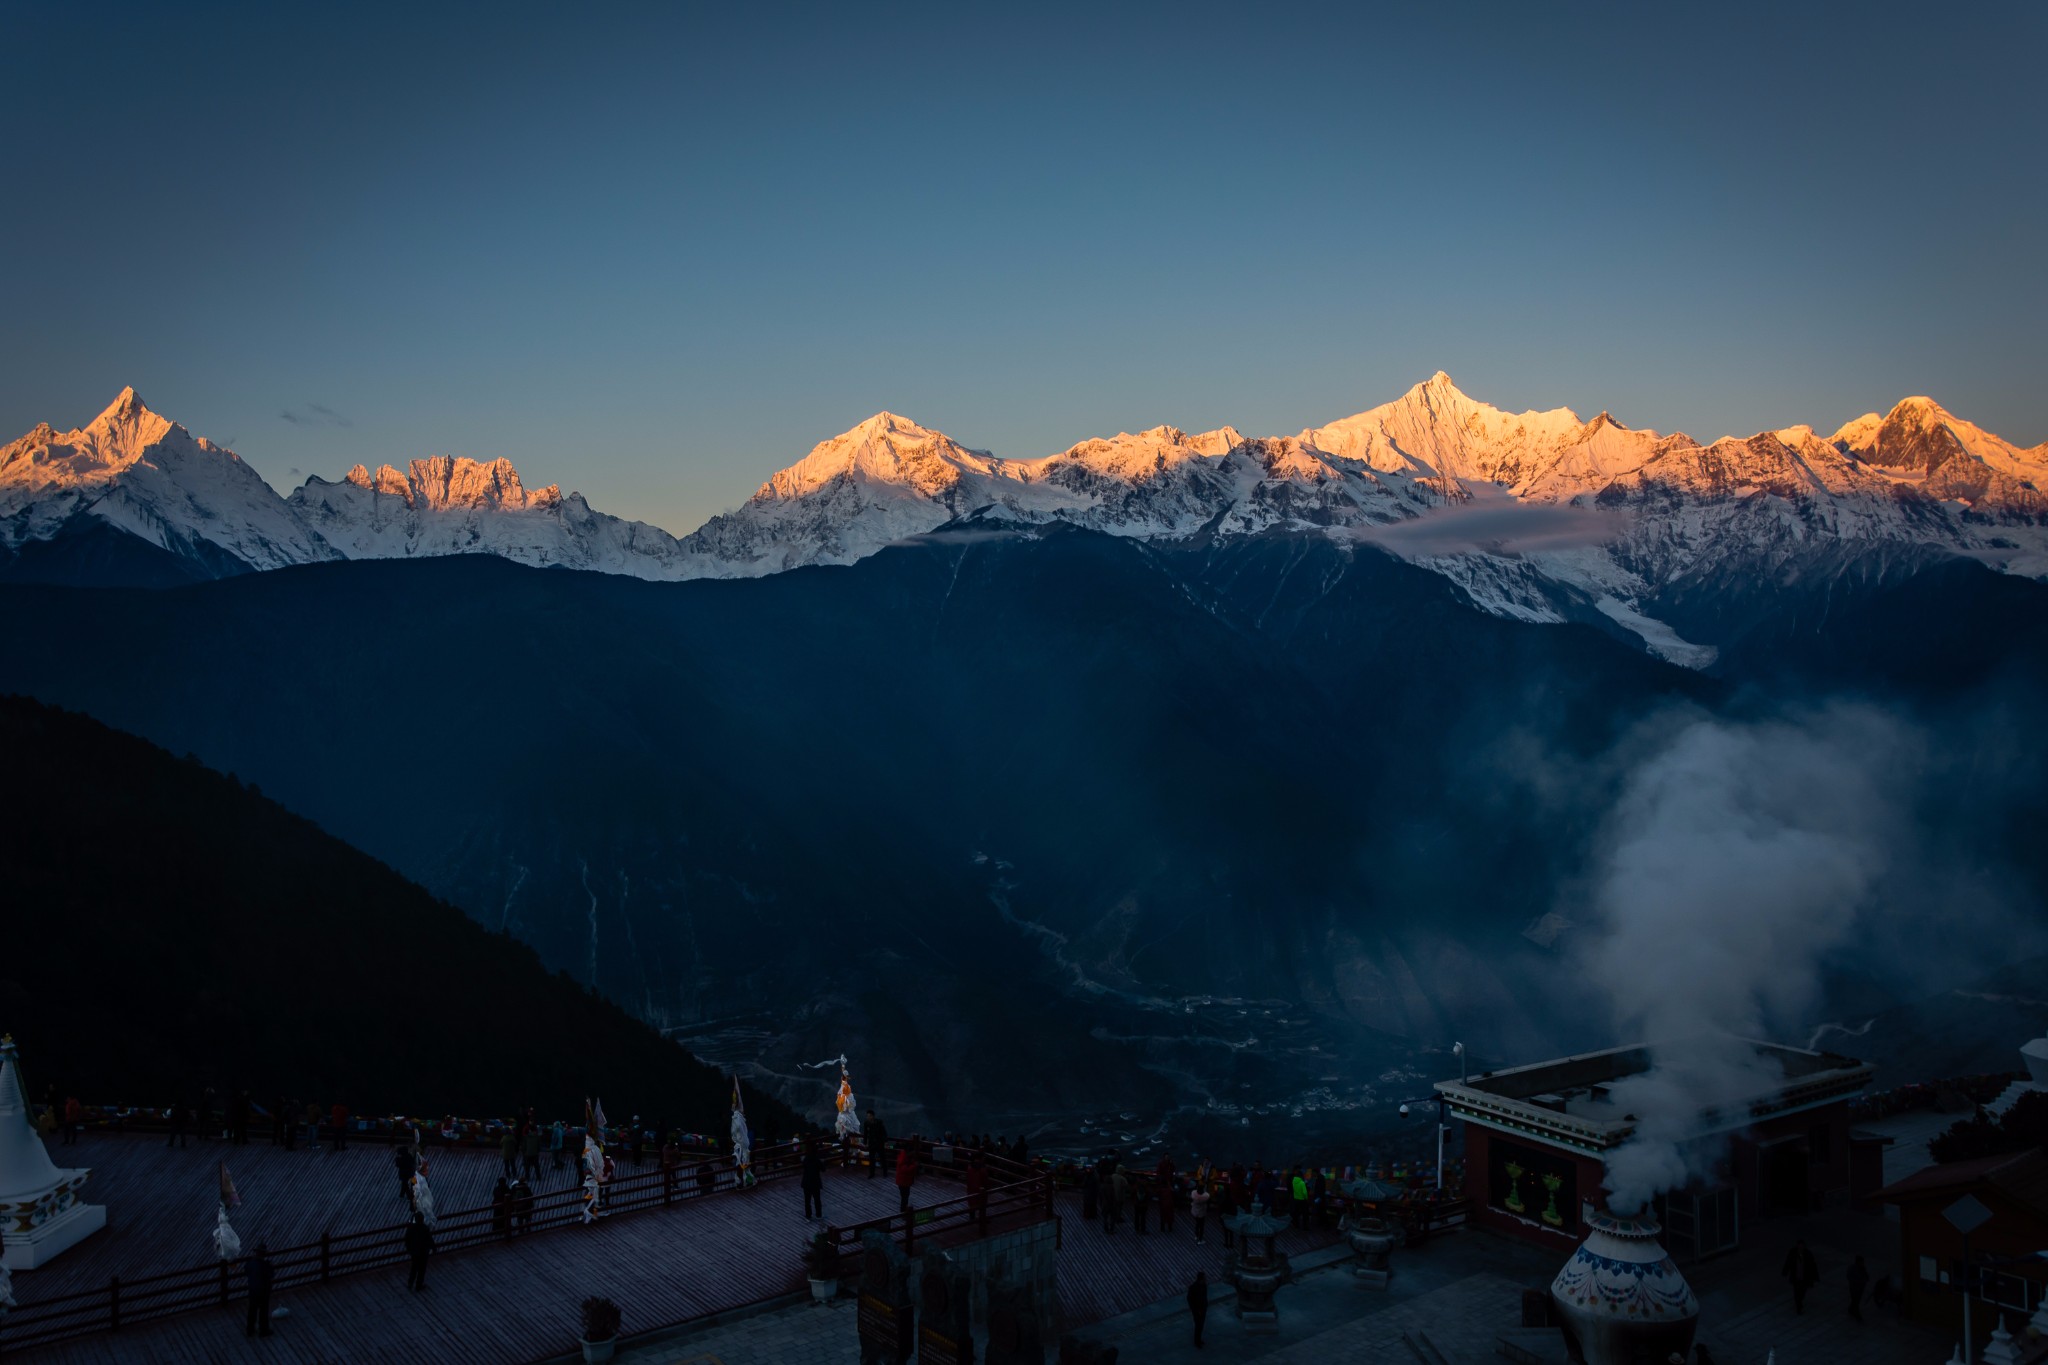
[1408, 370, 1469, 399]
[93, 386, 150, 425]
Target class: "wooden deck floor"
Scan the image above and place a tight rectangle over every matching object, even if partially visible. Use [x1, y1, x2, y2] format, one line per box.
[6, 1135, 1341, 1361]
[15, 1130, 598, 1302]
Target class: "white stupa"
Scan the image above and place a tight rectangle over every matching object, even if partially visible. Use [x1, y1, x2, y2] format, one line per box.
[0, 1036, 107, 1269]
[1984, 1035, 2048, 1119]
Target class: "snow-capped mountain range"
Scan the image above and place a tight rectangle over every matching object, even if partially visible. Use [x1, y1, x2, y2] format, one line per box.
[5, 376, 2044, 665]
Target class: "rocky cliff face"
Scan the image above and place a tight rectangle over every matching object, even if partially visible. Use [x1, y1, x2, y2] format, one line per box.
[289, 455, 705, 578]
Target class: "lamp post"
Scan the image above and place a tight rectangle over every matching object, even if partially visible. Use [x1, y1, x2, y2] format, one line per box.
[1944, 1194, 1993, 1365]
[1396, 1094, 1451, 1192]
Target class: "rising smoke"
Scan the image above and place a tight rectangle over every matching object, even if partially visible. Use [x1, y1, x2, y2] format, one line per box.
[1581, 707, 1912, 1214]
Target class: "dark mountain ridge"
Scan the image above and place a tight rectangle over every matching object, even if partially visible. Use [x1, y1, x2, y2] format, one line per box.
[1, 527, 2041, 1149]
[0, 694, 803, 1136]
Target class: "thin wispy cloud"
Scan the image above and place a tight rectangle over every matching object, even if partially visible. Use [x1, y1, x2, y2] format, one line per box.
[279, 403, 352, 429]
[1351, 499, 1626, 558]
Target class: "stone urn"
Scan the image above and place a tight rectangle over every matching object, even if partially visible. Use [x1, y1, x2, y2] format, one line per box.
[1342, 1213, 1399, 1287]
[1224, 1203, 1294, 1333]
[1549, 1210, 1699, 1365]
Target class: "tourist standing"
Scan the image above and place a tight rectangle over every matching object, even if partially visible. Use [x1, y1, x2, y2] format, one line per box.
[865, 1110, 888, 1179]
[243, 1242, 275, 1338]
[550, 1118, 567, 1173]
[1187, 1270, 1208, 1349]
[1190, 1180, 1211, 1244]
[1110, 1167, 1131, 1234]
[404, 1212, 432, 1291]
[500, 1126, 519, 1180]
[491, 1178, 511, 1236]
[1218, 1178, 1238, 1251]
[1781, 1239, 1819, 1314]
[61, 1096, 82, 1145]
[274, 1096, 293, 1151]
[512, 1178, 536, 1236]
[965, 1153, 988, 1230]
[329, 1101, 348, 1152]
[801, 1141, 825, 1220]
[1290, 1167, 1309, 1230]
[894, 1143, 918, 1214]
[1847, 1254, 1869, 1321]
[394, 1143, 416, 1205]
[512, 1178, 535, 1234]
[166, 1096, 188, 1148]
[303, 1101, 321, 1150]
[522, 1122, 542, 1179]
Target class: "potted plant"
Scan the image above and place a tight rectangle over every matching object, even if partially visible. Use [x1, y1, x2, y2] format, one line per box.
[804, 1230, 839, 1301]
[579, 1296, 622, 1362]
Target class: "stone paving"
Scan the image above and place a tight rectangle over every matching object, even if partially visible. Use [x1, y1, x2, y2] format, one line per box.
[612, 1296, 855, 1365]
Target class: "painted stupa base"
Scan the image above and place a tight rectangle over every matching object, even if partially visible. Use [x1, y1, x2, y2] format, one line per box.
[1549, 1209, 1698, 1365]
[1, 1036, 106, 1270]
[4, 1197, 107, 1270]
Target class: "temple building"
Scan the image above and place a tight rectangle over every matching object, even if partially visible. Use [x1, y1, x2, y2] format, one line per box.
[1876, 1033, 2048, 1343]
[0, 1035, 107, 1269]
[1435, 1039, 1873, 1260]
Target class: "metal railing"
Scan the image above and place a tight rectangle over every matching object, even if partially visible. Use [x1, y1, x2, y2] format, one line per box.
[819, 1138, 1057, 1260]
[0, 1140, 804, 1358]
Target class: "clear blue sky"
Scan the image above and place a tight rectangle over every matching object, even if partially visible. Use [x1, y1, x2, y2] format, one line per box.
[6, 2, 2043, 534]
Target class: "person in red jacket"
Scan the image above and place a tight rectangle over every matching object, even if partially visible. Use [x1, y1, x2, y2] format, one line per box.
[894, 1144, 918, 1214]
[62, 1096, 83, 1146]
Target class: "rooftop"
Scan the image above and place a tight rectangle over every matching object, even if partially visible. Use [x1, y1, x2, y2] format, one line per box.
[1435, 1038, 1873, 1155]
[1876, 1146, 2048, 1218]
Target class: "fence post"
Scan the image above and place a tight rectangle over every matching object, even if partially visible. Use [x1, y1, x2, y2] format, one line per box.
[110, 1274, 122, 1331]
[903, 1210, 915, 1256]
[320, 1231, 331, 1281]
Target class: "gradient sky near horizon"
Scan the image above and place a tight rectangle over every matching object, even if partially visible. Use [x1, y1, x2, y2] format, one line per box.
[6, 2, 2045, 534]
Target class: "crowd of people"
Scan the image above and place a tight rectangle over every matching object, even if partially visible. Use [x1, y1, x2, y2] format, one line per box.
[1076, 1155, 1340, 1242]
